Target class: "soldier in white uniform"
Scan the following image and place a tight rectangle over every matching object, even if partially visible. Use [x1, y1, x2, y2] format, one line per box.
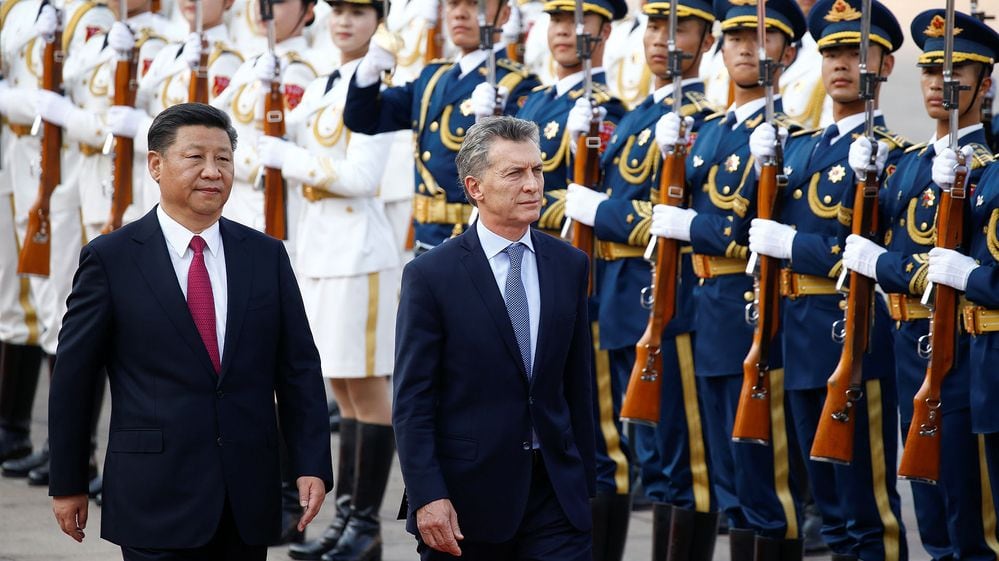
[211, 0, 319, 245]
[227, 0, 267, 56]
[259, 2, 399, 559]
[603, 7, 651, 108]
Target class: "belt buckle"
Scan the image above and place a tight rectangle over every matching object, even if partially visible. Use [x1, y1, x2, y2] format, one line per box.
[779, 268, 794, 299]
[963, 305, 982, 335]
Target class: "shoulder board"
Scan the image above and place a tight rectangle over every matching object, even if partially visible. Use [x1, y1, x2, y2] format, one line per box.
[873, 126, 911, 151]
[134, 30, 167, 49]
[284, 51, 317, 76]
[210, 43, 244, 65]
[791, 128, 822, 138]
[62, 1, 105, 52]
[0, 0, 22, 29]
[531, 84, 549, 93]
[774, 113, 804, 132]
[497, 58, 530, 78]
[705, 111, 726, 122]
[968, 143, 994, 169]
[904, 142, 928, 155]
[683, 90, 716, 114]
[428, 58, 451, 65]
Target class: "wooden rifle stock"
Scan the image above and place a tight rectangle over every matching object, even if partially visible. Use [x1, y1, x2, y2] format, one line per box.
[151, 0, 161, 13]
[17, 25, 63, 276]
[620, 139, 687, 426]
[188, 37, 209, 103]
[570, 119, 600, 294]
[897, 164, 966, 483]
[262, 79, 287, 239]
[732, 158, 782, 444]
[423, 15, 442, 63]
[102, 42, 138, 234]
[810, 169, 880, 464]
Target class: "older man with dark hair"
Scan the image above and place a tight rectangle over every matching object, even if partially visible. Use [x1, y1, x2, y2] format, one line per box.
[47, 102, 333, 561]
[393, 115, 596, 561]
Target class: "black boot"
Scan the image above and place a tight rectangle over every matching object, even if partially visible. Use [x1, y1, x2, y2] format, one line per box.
[596, 492, 631, 561]
[2, 440, 48, 477]
[667, 507, 719, 561]
[0, 343, 43, 462]
[323, 422, 395, 561]
[801, 501, 827, 554]
[328, 400, 342, 434]
[290, 418, 358, 560]
[651, 502, 672, 561]
[780, 538, 803, 561]
[754, 535, 783, 561]
[729, 528, 756, 561]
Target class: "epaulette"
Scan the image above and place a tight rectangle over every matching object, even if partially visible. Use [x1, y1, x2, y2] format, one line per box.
[530, 84, 549, 93]
[427, 58, 451, 66]
[684, 90, 715, 114]
[284, 51, 317, 76]
[134, 29, 167, 49]
[210, 43, 244, 65]
[905, 142, 928, 155]
[773, 112, 805, 133]
[497, 58, 530, 78]
[873, 125, 911, 151]
[569, 83, 613, 104]
[705, 111, 726, 122]
[968, 143, 994, 170]
[791, 128, 822, 138]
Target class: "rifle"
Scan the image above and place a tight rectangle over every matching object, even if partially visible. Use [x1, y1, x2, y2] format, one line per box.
[896, 0, 968, 483]
[188, 0, 209, 103]
[151, 0, 161, 14]
[477, 0, 503, 116]
[101, 0, 138, 234]
[17, 1, 63, 277]
[731, 0, 787, 445]
[620, 0, 689, 426]
[259, 0, 286, 239]
[423, 0, 442, 63]
[971, 1, 995, 150]
[560, 0, 601, 294]
[810, 0, 884, 464]
[505, 0, 524, 63]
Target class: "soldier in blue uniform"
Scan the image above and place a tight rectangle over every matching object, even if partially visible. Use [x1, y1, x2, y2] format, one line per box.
[746, 1, 908, 559]
[649, 0, 808, 558]
[342, 0, 541, 253]
[513, 1, 629, 559]
[846, 9, 999, 560]
[562, 0, 719, 559]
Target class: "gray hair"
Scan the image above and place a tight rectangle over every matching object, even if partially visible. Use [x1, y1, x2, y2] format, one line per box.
[456, 116, 540, 207]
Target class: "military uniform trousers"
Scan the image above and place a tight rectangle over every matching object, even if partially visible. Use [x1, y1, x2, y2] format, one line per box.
[590, 292, 631, 496]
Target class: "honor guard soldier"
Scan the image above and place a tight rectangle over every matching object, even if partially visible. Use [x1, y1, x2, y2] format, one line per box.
[650, 0, 807, 557]
[211, 0, 318, 240]
[107, 0, 243, 211]
[603, 3, 652, 108]
[343, 0, 541, 254]
[562, 0, 716, 559]
[227, 0, 267, 56]
[747, 0, 909, 558]
[774, 0, 827, 129]
[863, 9, 999, 559]
[258, 2, 400, 559]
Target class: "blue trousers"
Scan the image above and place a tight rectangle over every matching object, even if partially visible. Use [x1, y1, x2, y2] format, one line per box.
[592, 323, 630, 495]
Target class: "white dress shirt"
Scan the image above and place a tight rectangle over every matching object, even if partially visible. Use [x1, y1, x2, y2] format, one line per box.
[553, 67, 606, 98]
[457, 42, 509, 79]
[476, 221, 540, 371]
[652, 77, 704, 104]
[157, 206, 228, 360]
[726, 94, 783, 129]
[928, 123, 984, 155]
[825, 110, 883, 145]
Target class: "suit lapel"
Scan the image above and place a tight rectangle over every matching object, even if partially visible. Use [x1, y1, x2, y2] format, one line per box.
[130, 209, 218, 381]
[530, 231, 555, 387]
[458, 229, 529, 381]
[217, 218, 251, 386]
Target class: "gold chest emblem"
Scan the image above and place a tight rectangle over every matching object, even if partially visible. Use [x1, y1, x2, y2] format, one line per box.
[459, 98, 474, 117]
[637, 128, 651, 147]
[827, 164, 846, 184]
[693, 155, 704, 168]
[544, 121, 560, 140]
[725, 154, 741, 173]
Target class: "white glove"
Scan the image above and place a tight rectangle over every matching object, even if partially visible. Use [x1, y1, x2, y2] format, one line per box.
[414, 0, 439, 27]
[35, 3, 58, 42]
[931, 146, 975, 189]
[355, 40, 396, 88]
[182, 32, 203, 70]
[108, 105, 146, 138]
[256, 135, 312, 177]
[564, 182, 608, 227]
[927, 247, 978, 291]
[501, 1, 521, 44]
[749, 123, 788, 173]
[37, 90, 77, 127]
[0, 80, 39, 124]
[566, 98, 607, 153]
[655, 112, 694, 154]
[471, 82, 509, 121]
[748, 218, 796, 259]
[108, 21, 135, 53]
[848, 136, 889, 178]
[651, 204, 697, 242]
[254, 52, 281, 85]
[843, 233, 886, 280]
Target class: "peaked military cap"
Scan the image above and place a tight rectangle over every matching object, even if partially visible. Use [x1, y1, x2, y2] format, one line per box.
[544, 0, 628, 21]
[643, 0, 714, 23]
[807, 0, 903, 53]
[713, 0, 806, 41]
[911, 9, 999, 66]
[327, 0, 384, 17]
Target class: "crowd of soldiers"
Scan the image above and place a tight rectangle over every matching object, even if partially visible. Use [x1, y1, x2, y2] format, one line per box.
[1, 0, 999, 559]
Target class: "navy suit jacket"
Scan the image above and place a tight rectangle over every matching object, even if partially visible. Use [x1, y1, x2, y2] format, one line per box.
[48, 209, 334, 549]
[393, 226, 596, 543]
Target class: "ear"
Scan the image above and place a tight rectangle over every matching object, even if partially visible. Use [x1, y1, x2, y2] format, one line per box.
[599, 20, 612, 41]
[223, 0, 236, 11]
[780, 41, 797, 68]
[148, 151, 163, 184]
[465, 175, 485, 204]
[980, 74, 993, 103]
[701, 29, 715, 53]
[495, 0, 511, 27]
[880, 52, 894, 79]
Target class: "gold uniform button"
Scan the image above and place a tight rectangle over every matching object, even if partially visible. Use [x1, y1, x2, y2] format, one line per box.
[613, 157, 620, 164]
[430, 121, 439, 132]
[744, 291, 754, 302]
[920, 222, 927, 230]
[541, 152, 547, 159]
[899, 218, 905, 226]
[793, 189, 802, 199]
[345, 206, 354, 213]
[456, 127, 465, 135]
[823, 195, 832, 204]
[418, 183, 427, 193]
[839, 300, 847, 310]
[631, 158, 638, 166]
[422, 151, 431, 162]
[722, 186, 731, 195]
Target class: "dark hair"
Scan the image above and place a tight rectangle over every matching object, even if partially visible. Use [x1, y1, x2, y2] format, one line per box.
[147, 103, 238, 154]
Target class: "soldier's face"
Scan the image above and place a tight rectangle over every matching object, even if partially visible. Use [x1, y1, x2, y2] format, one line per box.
[261, 0, 315, 42]
[920, 62, 990, 121]
[149, 125, 234, 225]
[329, 3, 378, 56]
[445, 0, 509, 52]
[180, 0, 233, 29]
[464, 139, 544, 229]
[644, 16, 712, 80]
[547, 12, 605, 68]
[722, 28, 795, 88]
[821, 44, 893, 103]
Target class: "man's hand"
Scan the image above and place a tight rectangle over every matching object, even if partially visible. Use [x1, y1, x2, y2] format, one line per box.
[417, 498, 463, 556]
[296, 476, 326, 532]
[53, 494, 89, 542]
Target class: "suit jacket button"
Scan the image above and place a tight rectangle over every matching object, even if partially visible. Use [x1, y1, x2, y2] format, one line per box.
[529, 397, 534, 405]
[216, 390, 224, 399]
[522, 441, 530, 450]
[217, 437, 223, 447]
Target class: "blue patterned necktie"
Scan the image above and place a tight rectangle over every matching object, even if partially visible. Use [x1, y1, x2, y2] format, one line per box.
[503, 243, 532, 378]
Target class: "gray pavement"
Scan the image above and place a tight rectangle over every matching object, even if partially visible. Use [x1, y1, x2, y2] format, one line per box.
[0, 372, 933, 560]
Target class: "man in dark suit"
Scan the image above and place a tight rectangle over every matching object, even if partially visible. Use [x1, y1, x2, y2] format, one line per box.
[47, 103, 334, 561]
[393, 115, 596, 561]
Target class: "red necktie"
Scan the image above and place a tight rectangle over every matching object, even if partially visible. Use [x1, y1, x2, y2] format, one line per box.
[188, 235, 221, 374]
